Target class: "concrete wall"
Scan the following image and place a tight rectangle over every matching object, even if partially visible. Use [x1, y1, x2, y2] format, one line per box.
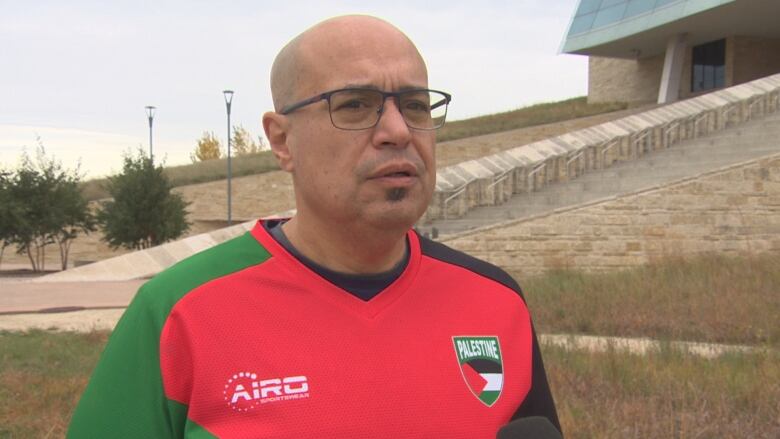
[589, 36, 780, 104]
[444, 154, 780, 277]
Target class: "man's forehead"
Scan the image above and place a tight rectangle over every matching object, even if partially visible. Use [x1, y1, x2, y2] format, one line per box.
[297, 19, 424, 66]
[270, 15, 428, 108]
[297, 32, 427, 90]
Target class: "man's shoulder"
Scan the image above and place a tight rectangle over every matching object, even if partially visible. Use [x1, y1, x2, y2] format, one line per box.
[417, 234, 524, 298]
[135, 231, 272, 309]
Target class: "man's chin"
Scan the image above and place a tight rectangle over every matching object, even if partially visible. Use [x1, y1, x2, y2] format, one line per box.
[365, 200, 428, 232]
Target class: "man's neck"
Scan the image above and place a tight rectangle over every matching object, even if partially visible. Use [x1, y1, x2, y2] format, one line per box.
[281, 215, 409, 275]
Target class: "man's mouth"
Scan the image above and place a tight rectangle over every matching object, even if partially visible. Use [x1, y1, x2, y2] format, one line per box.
[370, 162, 420, 180]
[368, 165, 419, 188]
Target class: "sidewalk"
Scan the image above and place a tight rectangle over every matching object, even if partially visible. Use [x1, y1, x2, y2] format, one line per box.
[0, 278, 143, 314]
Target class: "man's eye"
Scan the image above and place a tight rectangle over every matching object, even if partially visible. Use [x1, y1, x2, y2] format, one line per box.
[335, 99, 371, 111]
[404, 101, 430, 112]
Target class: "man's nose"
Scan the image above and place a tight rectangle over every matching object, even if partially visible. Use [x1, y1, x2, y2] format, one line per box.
[373, 97, 412, 147]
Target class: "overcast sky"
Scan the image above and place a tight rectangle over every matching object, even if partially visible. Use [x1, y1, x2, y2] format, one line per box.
[0, 0, 586, 178]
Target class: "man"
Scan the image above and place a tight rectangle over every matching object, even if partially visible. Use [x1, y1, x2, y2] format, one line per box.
[69, 15, 560, 438]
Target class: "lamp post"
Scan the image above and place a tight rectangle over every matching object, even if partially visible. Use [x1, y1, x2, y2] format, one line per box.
[145, 106, 156, 162]
[223, 90, 234, 226]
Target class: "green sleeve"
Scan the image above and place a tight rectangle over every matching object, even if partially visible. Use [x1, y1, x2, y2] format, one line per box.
[67, 282, 192, 438]
[67, 232, 270, 438]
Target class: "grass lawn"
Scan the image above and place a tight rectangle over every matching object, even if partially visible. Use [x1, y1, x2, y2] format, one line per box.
[1, 253, 777, 437]
[545, 345, 780, 438]
[1, 331, 776, 438]
[0, 331, 107, 438]
[519, 253, 780, 348]
[80, 151, 280, 201]
[436, 97, 627, 142]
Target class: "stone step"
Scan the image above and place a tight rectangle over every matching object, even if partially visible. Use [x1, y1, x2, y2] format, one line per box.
[420, 109, 780, 238]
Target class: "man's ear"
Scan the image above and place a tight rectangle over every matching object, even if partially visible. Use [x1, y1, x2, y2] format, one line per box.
[263, 111, 294, 172]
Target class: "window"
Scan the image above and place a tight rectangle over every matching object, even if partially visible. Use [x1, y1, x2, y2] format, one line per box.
[691, 39, 726, 93]
[576, 0, 603, 16]
[592, 3, 628, 28]
[569, 13, 598, 35]
[624, 0, 654, 19]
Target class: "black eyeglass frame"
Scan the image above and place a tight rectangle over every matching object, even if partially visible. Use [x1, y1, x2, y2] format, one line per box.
[279, 87, 452, 131]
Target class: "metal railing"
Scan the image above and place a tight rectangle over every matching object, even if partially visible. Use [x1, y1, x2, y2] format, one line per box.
[423, 74, 780, 225]
[442, 184, 468, 220]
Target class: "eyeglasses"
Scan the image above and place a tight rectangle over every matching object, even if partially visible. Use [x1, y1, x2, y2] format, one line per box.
[279, 88, 452, 130]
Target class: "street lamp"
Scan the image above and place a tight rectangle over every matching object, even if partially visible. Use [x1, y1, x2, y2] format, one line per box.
[223, 90, 234, 226]
[145, 105, 156, 162]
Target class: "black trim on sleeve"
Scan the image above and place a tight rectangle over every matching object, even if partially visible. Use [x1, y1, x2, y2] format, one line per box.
[418, 234, 527, 302]
[511, 325, 562, 434]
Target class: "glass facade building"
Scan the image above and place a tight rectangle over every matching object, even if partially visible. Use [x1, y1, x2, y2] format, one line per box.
[561, 0, 736, 55]
[560, 0, 780, 104]
[569, 0, 689, 37]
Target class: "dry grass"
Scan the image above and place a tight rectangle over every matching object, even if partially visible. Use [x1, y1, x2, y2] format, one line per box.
[1, 331, 776, 438]
[80, 151, 280, 201]
[78, 97, 627, 200]
[0, 330, 108, 438]
[2, 253, 777, 437]
[436, 97, 628, 142]
[519, 253, 780, 347]
[545, 345, 780, 439]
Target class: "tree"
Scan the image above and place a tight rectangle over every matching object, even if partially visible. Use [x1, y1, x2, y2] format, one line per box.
[232, 125, 267, 156]
[191, 131, 223, 162]
[0, 169, 19, 270]
[98, 151, 190, 250]
[3, 146, 95, 271]
[50, 173, 97, 270]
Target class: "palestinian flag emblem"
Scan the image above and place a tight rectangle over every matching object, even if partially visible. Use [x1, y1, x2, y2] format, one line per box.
[452, 336, 503, 407]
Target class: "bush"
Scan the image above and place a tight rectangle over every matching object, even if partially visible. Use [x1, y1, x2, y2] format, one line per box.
[98, 151, 190, 250]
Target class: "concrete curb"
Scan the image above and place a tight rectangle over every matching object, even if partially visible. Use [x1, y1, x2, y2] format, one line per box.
[539, 333, 765, 359]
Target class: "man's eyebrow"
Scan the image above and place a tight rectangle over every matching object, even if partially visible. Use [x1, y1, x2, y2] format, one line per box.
[340, 83, 429, 92]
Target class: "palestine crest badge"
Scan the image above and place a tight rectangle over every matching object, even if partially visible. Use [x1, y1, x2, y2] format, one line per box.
[452, 336, 503, 407]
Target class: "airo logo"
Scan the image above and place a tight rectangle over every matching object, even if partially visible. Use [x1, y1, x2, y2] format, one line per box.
[223, 372, 310, 412]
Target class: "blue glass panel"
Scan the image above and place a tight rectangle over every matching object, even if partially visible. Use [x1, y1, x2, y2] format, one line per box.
[569, 12, 597, 34]
[705, 65, 715, 86]
[655, 0, 682, 8]
[692, 65, 704, 91]
[576, 0, 603, 16]
[592, 3, 628, 28]
[625, 0, 654, 18]
[601, 0, 626, 8]
[714, 66, 726, 88]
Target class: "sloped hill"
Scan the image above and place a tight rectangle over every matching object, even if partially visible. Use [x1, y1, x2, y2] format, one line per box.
[4, 105, 645, 269]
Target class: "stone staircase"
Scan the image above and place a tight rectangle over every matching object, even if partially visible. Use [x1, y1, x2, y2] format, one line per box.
[419, 111, 780, 237]
[418, 74, 780, 232]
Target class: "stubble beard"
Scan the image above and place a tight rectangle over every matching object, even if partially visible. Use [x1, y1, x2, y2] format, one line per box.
[386, 187, 407, 202]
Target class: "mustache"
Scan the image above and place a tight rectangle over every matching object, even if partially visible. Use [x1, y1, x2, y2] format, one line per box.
[356, 153, 427, 179]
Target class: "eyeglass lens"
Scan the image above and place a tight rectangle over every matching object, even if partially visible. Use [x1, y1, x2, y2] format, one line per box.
[328, 90, 448, 130]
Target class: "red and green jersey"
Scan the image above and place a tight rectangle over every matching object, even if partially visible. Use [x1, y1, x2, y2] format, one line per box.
[68, 220, 559, 438]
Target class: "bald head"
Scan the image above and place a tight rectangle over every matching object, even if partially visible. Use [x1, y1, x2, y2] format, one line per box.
[270, 15, 428, 111]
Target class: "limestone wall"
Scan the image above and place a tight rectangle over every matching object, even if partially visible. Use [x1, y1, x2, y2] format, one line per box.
[444, 154, 780, 276]
[588, 55, 664, 104]
[732, 36, 780, 86]
[589, 36, 780, 104]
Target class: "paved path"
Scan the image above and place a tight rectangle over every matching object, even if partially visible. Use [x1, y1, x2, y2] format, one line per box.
[0, 279, 142, 314]
[0, 308, 124, 332]
[0, 304, 765, 359]
[539, 334, 762, 359]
